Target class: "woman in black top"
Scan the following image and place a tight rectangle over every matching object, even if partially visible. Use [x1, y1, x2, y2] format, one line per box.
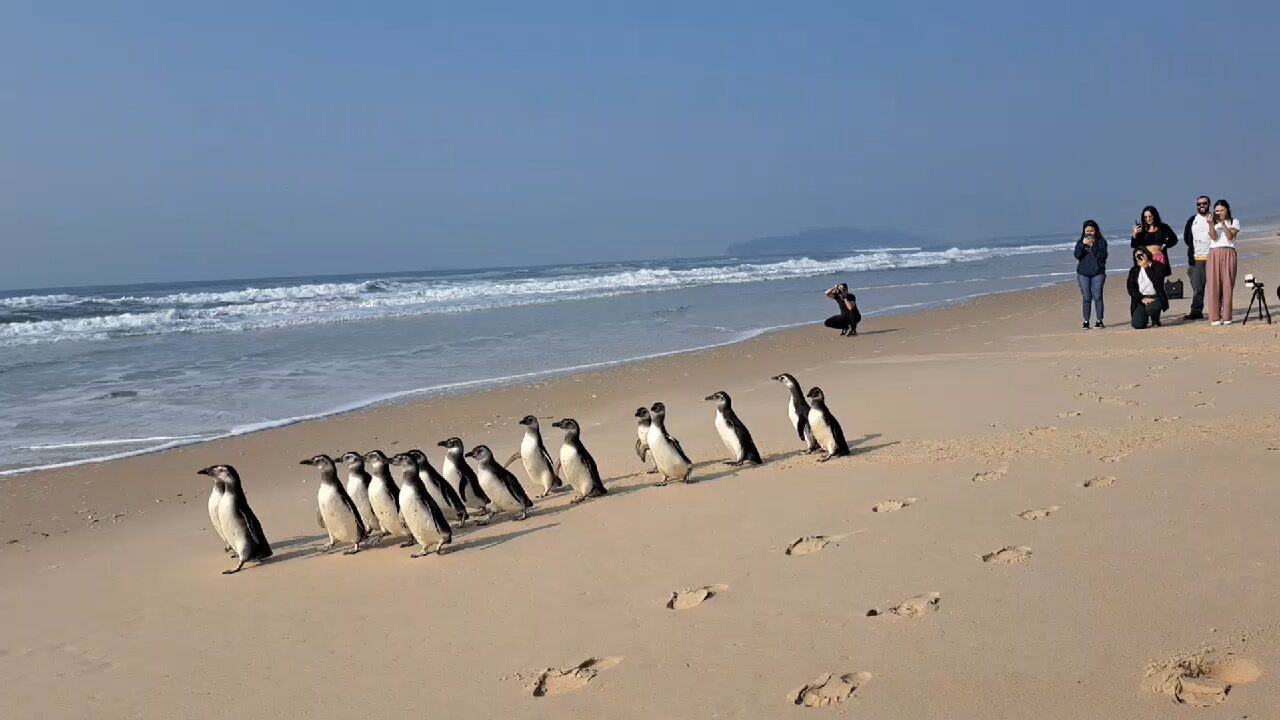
[822, 283, 861, 336]
[1130, 205, 1177, 271]
[1127, 248, 1169, 329]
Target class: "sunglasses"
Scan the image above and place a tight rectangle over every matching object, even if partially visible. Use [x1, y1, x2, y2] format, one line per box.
[1197, 202, 1210, 207]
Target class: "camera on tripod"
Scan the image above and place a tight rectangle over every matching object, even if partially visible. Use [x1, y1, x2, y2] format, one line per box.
[1243, 274, 1272, 325]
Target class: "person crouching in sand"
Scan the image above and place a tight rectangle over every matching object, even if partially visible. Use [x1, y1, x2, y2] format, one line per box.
[823, 283, 862, 336]
[1128, 248, 1169, 329]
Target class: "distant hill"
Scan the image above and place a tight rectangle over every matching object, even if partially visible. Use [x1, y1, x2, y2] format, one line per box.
[725, 227, 930, 257]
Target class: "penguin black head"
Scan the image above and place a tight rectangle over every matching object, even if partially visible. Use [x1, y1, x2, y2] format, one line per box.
[805, 386, 825, 401]
[519, 415, 539, 428]
[772, 373, 798, 387]
[463, 444, 493, 461]
[389, 453, 416, 467]
[634, 407, 650, 420]
[650, 402, 665, 413]
[197, 464, 240, 485]
[299, 454, 335, 468]
[704, 391, 731, 407]
[339, 451, 364, 465]
[363, 450, 388, 465]
[551, 418, 580, 434]
[406, 449, 428, 463]
[438, 437, 463, 450]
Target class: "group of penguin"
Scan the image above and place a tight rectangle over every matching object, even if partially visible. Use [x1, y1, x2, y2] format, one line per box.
[198, 373, 850, 575]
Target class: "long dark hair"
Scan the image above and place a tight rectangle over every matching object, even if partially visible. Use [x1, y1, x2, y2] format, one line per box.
[1080, 219, 1104, 242]
[1140, 205, 1163, 231]
[1133, 248, 1150, 264]
[1214, 199, 1233, 221]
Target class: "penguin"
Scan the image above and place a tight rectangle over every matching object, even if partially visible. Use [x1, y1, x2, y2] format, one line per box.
[339, 450, 382, 539]
[204, 470, 234, 556]
[772, 373, 821, 453]
[805, 386, 850, 461]
[389, 453, 454, 557]
[647, 401, 693, 484]
[300, 454, 368, 555]
[363, 450, 414, 547]
[511, 415, 564, 498]
[705, 390, 762, 465]
[633, 407, 657, 473]
[196, 465, 272, 574]
[550, 418, 608, 502]
[405, 449, 469, 525]
[438, 437, 491, 517]
[464, 444, 534, 520]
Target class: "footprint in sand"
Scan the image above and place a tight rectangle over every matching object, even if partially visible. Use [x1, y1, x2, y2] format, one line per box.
[980, 545, 1032, 564]
[666, 584, 729, 610]
[785, 531, 863, 556]
[788, 671, 873, 707]
[1099, 453, 1127, 463]
[1152, 415, 1182, 423]
[872, 498, 917, 513]
[1194, 401, 1214, 408]
[971, 467, 1008, 482]
[1143, 652, 1260, 707]
[530, 656, 623, 697]
[1081, 476, 1116, 489]
[1057, 410, 1083, 418]
[867, 592, 942, 618]
[1015, 506, 1060, 521]
[1115, 383, 1142, 390]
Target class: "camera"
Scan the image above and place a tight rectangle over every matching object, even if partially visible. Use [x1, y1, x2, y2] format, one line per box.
[1244, 274, 1264, 290]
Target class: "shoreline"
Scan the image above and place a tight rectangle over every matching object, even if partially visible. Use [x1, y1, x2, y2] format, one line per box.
[0, 271, 1070, 478]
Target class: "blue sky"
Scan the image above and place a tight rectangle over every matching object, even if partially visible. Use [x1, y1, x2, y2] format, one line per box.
[2, 2, 1277, 289]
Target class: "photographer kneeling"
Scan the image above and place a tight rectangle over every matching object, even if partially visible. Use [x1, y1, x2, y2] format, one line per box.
[1127, 248, 1169, 329]
[823, 283, 861, 336]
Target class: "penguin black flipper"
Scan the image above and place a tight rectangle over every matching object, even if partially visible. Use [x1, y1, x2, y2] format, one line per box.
[431, 471, 469, 519]
[580, 446, 608, 496]
[827, 413, 850, 456]
[420, 489, 454, 542]
[337, 484, 368, 540]
[634, 438, 647, 462]
[498, 465, 535, 509]
[459, 464, 490, 505]
[794, 412, 810, 443]
[726, 409, 763, 464]
[236, 496, 273, 560]
[539, 444, 564, 489]
[667, 434, 692, 466]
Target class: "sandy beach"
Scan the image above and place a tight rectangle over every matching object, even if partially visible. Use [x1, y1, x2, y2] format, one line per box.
[3, 236, 1279, 719]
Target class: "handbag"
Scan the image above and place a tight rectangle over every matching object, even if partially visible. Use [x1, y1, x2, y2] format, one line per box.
[1165, 278, 1184, 299]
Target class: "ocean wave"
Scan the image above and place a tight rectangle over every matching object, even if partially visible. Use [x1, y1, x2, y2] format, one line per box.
[0, 243, 1069, 345]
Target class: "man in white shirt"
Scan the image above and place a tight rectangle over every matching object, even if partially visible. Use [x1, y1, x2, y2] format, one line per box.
[1181, 195, 1212, 320]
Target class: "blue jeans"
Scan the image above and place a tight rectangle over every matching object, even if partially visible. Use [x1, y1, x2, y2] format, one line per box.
[1077, 273, 1105, 322]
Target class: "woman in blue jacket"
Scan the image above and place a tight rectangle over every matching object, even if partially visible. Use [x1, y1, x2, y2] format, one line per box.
[1073, 219, 1109, 329]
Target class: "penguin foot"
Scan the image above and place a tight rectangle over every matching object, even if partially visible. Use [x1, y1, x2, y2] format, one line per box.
[399, 539, 415, 548]
[222, 562, 245, 575]
[410, 550, 429, 558]
[514, 511, 529, 521]
[343, 545, 360, 555]
[817, 454, 834, 463]
[318, 542, 336, 553]
[569, 495, 586, 504]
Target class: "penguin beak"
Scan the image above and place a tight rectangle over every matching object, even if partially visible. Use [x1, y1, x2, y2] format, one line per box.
[463, 449, 476, 459]
[436, 440, 448, 448]
[298, 459, 310, 466]
[703, 394, 716, 401]
[196, 466, 213, 477]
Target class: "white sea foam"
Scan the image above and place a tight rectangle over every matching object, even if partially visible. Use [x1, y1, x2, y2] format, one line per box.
[0, 243, 1068, 346]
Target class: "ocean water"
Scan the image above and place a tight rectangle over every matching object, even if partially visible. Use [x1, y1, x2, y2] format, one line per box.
[0, 238, 1077, 475]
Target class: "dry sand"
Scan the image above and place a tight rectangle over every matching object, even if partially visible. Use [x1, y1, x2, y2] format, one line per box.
[3, 236, 1280, 719]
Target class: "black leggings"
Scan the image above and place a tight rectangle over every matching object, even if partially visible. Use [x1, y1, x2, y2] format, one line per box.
[824, 309, 861, 332]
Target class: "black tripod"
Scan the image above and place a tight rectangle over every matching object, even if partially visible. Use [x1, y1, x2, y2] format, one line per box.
[1242, 284, 1271, 325]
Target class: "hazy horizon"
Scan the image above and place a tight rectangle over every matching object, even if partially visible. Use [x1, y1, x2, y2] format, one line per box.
[3, 3, 1278, 291]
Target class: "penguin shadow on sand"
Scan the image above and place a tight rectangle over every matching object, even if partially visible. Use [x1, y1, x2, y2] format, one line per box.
[449, 521, 559, 554]
[265, 534, 331, 563]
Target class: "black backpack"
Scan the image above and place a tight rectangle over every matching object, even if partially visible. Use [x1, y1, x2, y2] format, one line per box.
[1164, 278, 1184, 299]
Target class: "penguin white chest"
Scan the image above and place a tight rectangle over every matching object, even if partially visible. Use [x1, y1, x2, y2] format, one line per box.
[715, 411, 744, 460]
[559, 444, 590, 495]
[477, 469, 521, 511]
[400, 484, 444, 545]
[787, 400, 802, 432]
[636, 423, 649, 446]
[368, 480, 406, 534]
[346, 476, 380, 531]
[207, 488, 226, 543]
[318, 484, 361, 543]
[520, 435, 554, 492]
[808, 408, 836, 454]
[647, 423, 690, 476]
[217, 495, 251, 557]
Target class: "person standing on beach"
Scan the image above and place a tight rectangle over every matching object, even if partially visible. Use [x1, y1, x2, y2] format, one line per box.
[1182, 196, 1213, 320]
[1205, 199, 1241, 325]
[1128, 248, 1169, 329]
[822, 283, 861, 336]
[1073, 220, 1108, 329]
[1131, 206, 1178, 272]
